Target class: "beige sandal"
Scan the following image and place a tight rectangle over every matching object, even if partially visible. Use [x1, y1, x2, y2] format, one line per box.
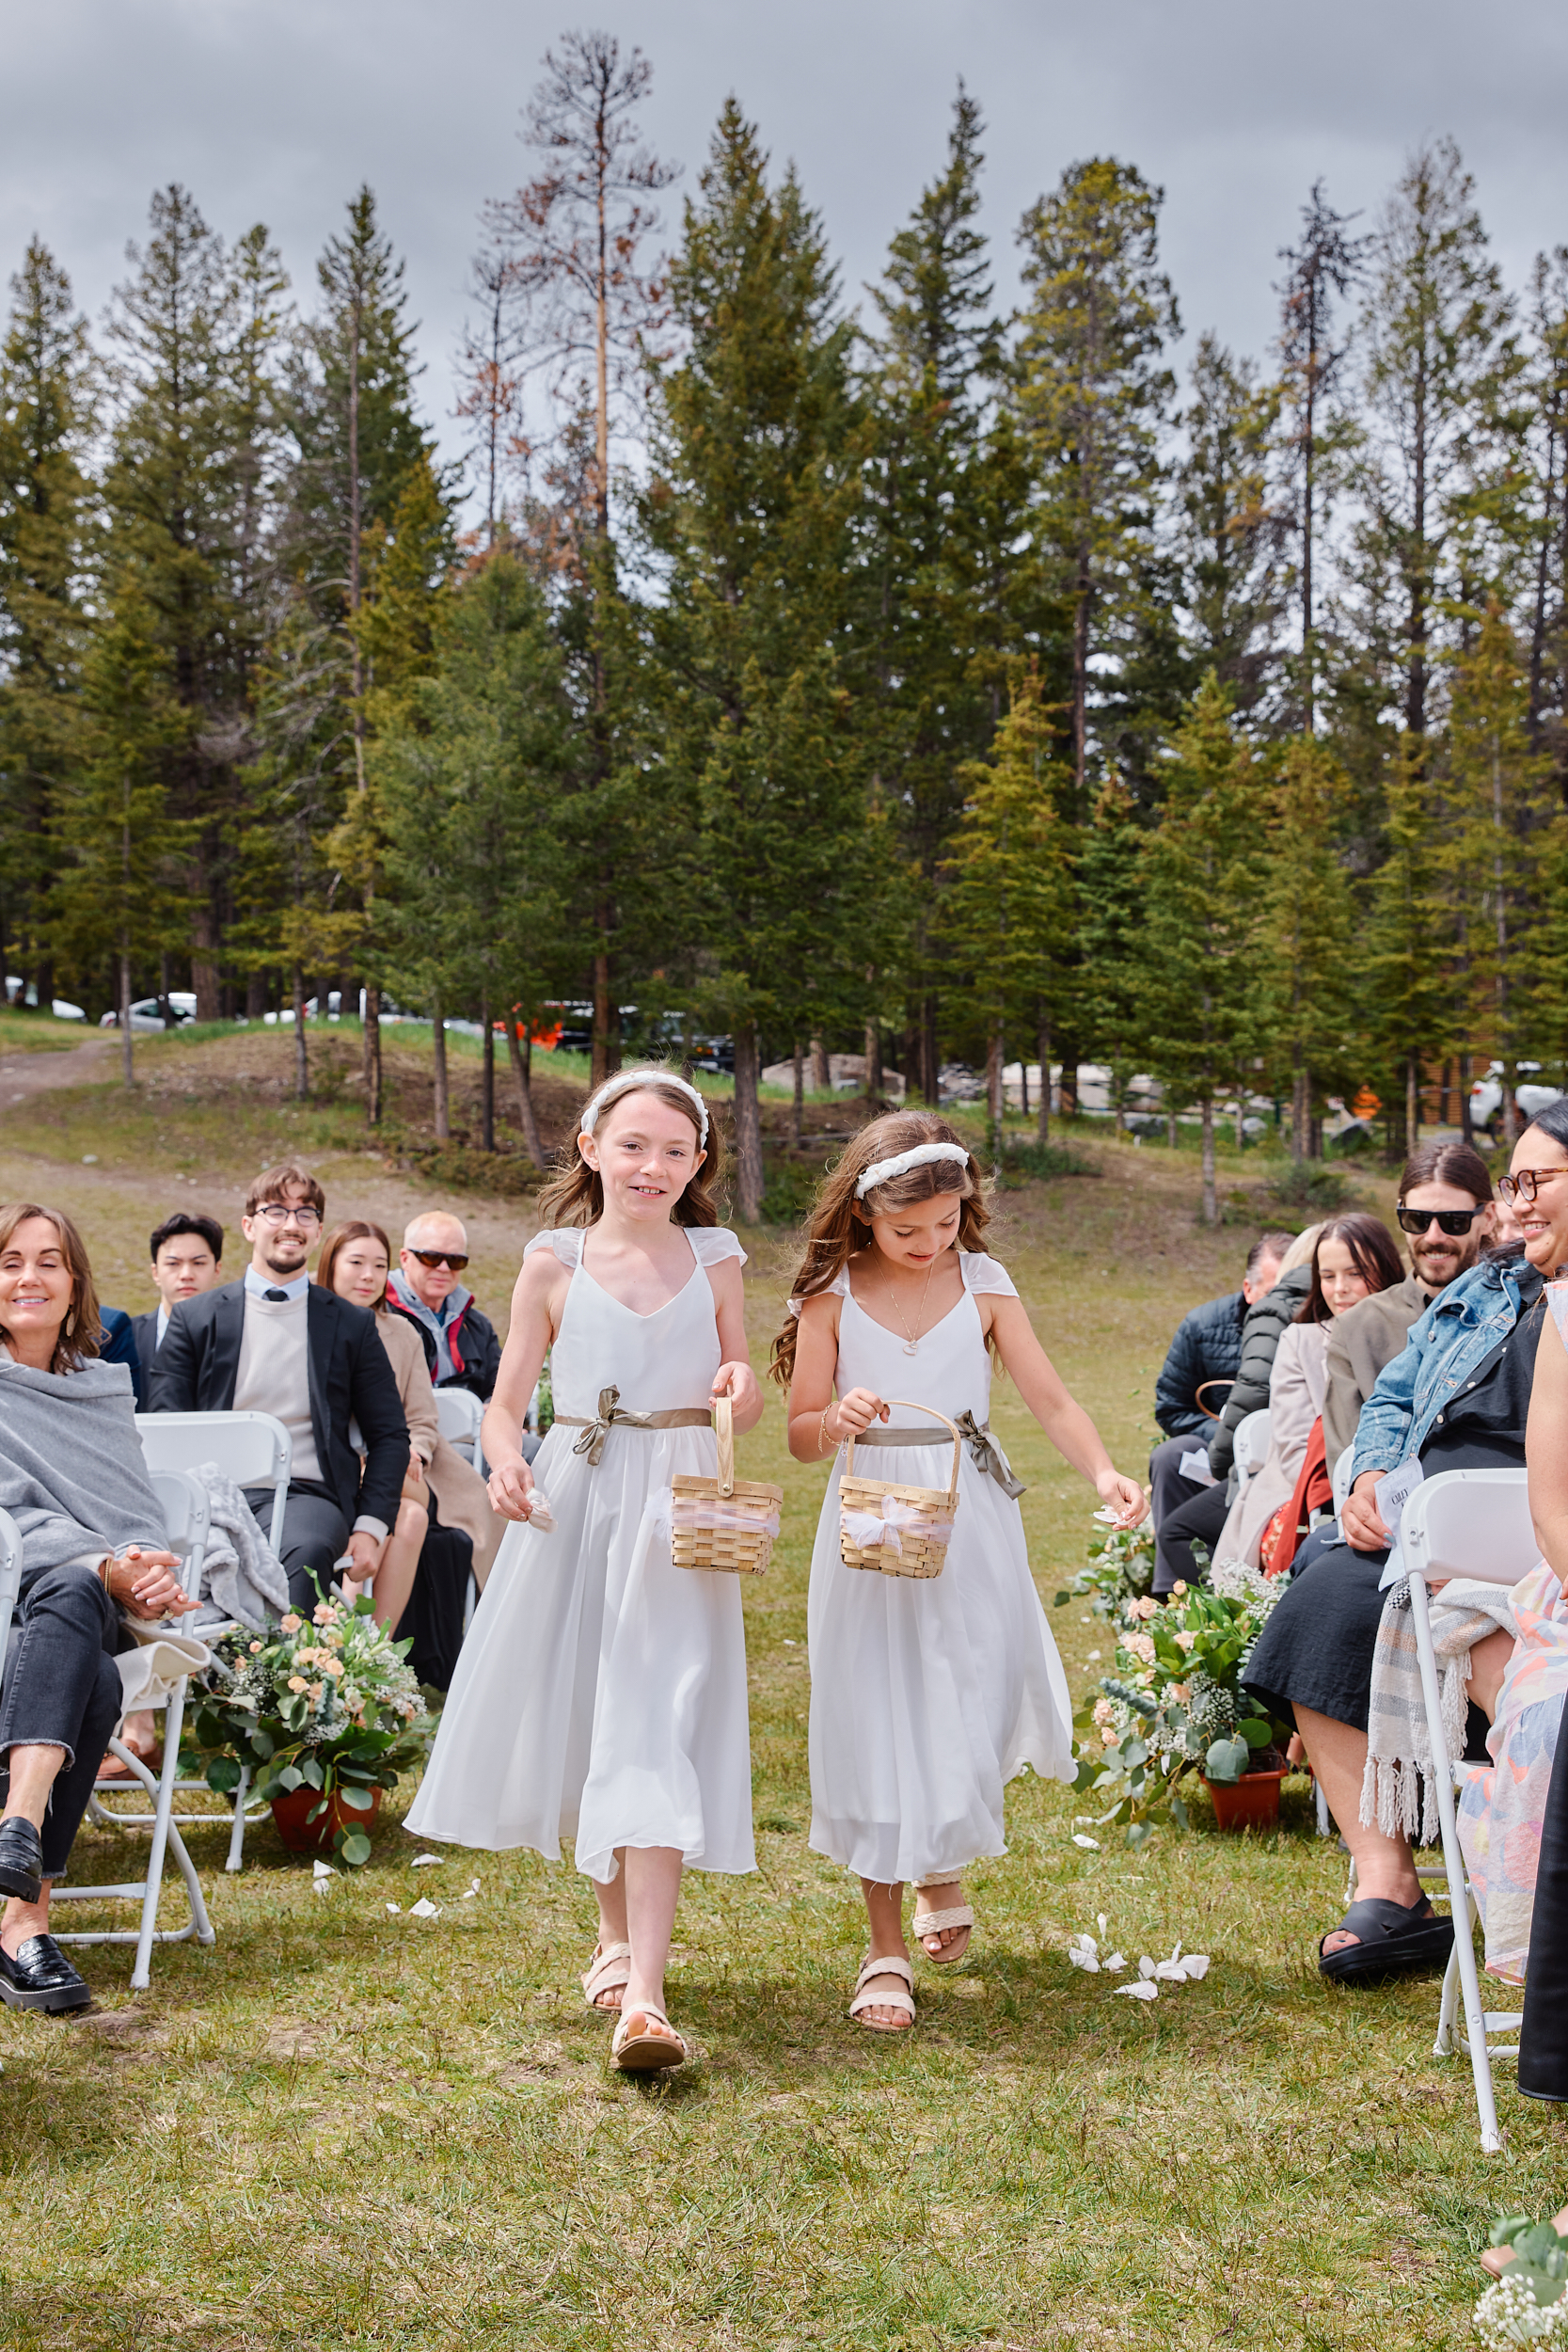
[580, 1940, 631, 2011]
[849, 1954, 915, 2032]
[610, 2002, 689, 2072]
[912, 1878, 974, 1964]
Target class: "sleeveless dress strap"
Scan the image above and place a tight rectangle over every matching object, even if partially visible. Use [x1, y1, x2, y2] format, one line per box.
[687, 1227, 748, 1269]
[523, 1230, 583, 1269]
[959, 1251, 1018, 1298]
[786, 1266, 850, 1320]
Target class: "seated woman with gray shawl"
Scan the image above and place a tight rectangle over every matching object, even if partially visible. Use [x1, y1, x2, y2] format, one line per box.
[0, 1201, 198, 2014]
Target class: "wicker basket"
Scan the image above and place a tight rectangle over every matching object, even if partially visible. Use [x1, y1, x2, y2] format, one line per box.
[839, 1400, 961, 1580]
[671, 1396, 783, 1577]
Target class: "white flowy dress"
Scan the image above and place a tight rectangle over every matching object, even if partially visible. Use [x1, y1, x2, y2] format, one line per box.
[404, 1225, 756, 1883]
[806, 1251, 1074, 1885]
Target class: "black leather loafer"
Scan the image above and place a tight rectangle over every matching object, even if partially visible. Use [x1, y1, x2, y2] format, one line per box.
[0, 1817, 43, 1905]
[0, 1934, 91, 2013]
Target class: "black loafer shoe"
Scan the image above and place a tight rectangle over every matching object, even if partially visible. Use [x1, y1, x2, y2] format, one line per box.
[0, 1817, 43, 1904]
[0, 1934, 91, 2014]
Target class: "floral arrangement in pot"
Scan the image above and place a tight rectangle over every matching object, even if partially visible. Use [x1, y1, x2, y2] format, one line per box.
[187, 1597, 430, 1865]
[1072, 1546, 1291, 1844]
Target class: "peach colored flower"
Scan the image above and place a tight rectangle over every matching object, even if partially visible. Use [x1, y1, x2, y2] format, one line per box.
[1175, 1630, 1197, 1651]
[1125, 1632, 1157, 1665]
[1170, 1682, 1191, 1703]
[287, 1675, 309, 1694]
[1132, 1597, 1160, 1621]
[280, 1613, 302, 1633]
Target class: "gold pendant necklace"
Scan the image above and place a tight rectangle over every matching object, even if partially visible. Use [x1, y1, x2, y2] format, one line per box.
[887, 1262, 937, 1356]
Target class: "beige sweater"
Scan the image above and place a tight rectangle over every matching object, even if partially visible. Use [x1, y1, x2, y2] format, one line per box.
[232, 1290, 324, 1483]
[372, 1310, 502, 1581]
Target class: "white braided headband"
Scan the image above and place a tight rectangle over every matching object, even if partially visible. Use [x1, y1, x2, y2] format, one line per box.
[579, 1067, 710, 1146]
[854, 1141, 970, 1198]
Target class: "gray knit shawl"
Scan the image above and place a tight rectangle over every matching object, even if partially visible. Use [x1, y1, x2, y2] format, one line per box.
[0, 1357, 166, 1576]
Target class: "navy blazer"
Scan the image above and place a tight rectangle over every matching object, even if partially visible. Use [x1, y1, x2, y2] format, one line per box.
[147, 1280, 409, 1531]
[128, 1310, 161, 1406]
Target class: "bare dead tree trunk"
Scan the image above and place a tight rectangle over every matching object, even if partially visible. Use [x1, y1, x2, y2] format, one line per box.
[733, 1021, 764, 1224]
[432, 998, 450, 1142]
[863, 1012, 882, 1102]
[504, 1015, 546, 1168]
[1200, 1095, 1217, 1227]
[481, 991, 495, 1152]
[809, 1035, 830, 1095]
[292, 964, 309, 1102]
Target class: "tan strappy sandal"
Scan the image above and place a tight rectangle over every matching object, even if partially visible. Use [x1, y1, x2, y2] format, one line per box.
[580, 1940, 631, 2011]
[912, 1878, 974, 1964]
[610, 2002, 689, 2072]
[849, 1953, 916, 2032]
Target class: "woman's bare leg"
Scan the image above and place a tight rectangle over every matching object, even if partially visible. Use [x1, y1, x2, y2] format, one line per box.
[1295, 1706, 1423, 1953]
[368, 1498, 426, 1637]
[622, 1845, 683, 2021]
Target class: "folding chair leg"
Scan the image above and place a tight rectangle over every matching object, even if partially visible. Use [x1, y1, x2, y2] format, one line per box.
[133, 1684, 186, 1990]
[1435, 1931, 1463, 2057]
[226, 1765, 251, 1872]
[1408, 1573, 1506, 2153]
[1314, 1778, 1332, 1837]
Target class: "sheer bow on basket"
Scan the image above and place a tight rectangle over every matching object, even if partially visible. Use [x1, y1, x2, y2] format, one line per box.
[839, 1401, 961, 1581]
[670, 1395, 784, 1576]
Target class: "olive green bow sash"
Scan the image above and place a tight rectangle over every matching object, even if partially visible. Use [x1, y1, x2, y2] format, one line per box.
[553, 1384, 713, 1467]
[848, 1408, 1026, 1499]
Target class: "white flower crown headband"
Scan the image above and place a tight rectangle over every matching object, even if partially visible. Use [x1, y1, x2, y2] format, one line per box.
[854, 1141, 970, 1198]
[579, 1067, 710, 1147]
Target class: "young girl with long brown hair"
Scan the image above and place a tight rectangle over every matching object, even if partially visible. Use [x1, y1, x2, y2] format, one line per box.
[405, 1070, 762, 2073]
[775, 1111, 1146, 2033]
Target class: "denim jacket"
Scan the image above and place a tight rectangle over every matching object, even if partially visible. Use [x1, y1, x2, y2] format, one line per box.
[1349, 1249, 1542, 1484]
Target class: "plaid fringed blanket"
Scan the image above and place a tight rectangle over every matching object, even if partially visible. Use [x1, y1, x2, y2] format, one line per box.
[1361, 1576, 1521, 1846]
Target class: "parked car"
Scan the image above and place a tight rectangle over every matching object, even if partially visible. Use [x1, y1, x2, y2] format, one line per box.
[261, 992, 344, 1025]
[7, 977, 85, 1021]
[99, 992, 197, 1032]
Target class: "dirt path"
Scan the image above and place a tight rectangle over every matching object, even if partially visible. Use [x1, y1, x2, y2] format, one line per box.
[0, 1033, 118, 1101]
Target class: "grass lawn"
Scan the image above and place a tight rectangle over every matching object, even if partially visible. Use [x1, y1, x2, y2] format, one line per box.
[0, 1044, 1544, 2350]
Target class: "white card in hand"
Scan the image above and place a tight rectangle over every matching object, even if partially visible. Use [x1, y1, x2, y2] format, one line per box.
[1375, 1458, 1425, 1590]
[1178, 1450, 1218, 1488]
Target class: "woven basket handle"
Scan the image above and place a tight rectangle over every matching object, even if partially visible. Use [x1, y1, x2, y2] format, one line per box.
[845, 1398, 962, 1498]
[713, 1392, 735, 1498]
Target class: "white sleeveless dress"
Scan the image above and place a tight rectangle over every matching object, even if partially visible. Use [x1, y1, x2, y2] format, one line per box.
[806, 1251, 1074, 1884]
[404, 1225, 755, 1884]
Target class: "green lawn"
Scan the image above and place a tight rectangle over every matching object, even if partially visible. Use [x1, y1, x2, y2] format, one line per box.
[0, 1059, 1536, 2350]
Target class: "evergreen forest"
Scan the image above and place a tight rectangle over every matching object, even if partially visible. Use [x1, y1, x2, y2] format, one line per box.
[3, 34, 1567, 1217]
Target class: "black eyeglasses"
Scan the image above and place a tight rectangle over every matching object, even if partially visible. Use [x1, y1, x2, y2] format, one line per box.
[1395, 1204, 1488, 1237]
[408, 1248, 468, 1273]
[255, 1202, 321, 1228]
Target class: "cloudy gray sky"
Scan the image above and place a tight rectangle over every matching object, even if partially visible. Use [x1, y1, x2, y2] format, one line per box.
[6, 0, 1566, 505]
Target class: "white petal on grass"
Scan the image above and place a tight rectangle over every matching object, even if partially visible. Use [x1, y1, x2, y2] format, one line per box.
[1180, 1955, 1211, 1979]
[1117, 1979, 1159, 2000]
[410, 1854, 441, 1868]
[1067, 1935, 1100, 1972]
[1154, 1941, 1187, 1981]
[1103, 1952, 1128, 1972]
[312, 1860, 335, 1879]
[1097, 1914, 1107, 1936]
[408, 1896, 441, 1918]
[1072, 1834, 1101, 1850]
[1138, 1956, 1158, 1980]
[386, 1902, 401, 1915]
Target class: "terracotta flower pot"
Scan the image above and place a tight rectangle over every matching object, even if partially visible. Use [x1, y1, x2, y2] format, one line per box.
[1203, 1766, 1287, 1834]
[269, 1783, 383, 1855]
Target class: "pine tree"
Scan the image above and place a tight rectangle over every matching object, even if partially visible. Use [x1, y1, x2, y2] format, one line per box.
[1522, 247, 1568, 789]
[1077, 777, 1145, 1138]
[645, 101, 867, 1220]
[1360, 735, 1458, 1155]
[1132, 677, 1256, 1224]
[1253, 734, 1358, 1158]
[1015, 158, 1179, 818]
[0, 241, 95, 1005]
[379, 552, 571, 1160]
[1176, 333, 1285, 720]
[940, 663, 1073, 1165]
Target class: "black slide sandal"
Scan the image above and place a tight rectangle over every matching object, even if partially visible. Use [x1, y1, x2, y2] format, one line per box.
[1318, 1895, 1455, 1982]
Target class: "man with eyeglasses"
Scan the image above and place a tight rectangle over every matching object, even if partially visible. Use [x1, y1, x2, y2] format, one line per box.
[1245, 1108, 1568, 1986]
[386, 1213, 500, 1401]
[149, 1161, 409, 1612]
[1322, 1141, 1497, 1464]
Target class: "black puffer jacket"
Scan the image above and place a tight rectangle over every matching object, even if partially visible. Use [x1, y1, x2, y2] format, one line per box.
[1154, 1292, 1246, 1438]
[1207, 1264, 1313, 1480]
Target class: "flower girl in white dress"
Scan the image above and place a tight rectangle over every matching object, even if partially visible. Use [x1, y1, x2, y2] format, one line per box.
[405, 1070, 763, 2071]
[778, 1111, 1147, 2033]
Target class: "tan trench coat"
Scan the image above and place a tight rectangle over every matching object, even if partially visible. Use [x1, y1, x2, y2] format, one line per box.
[374, 1309, 503, 1584]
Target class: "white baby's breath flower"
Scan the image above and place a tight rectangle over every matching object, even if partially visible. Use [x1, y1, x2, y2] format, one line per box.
[1474, 2272, 1568, 2345]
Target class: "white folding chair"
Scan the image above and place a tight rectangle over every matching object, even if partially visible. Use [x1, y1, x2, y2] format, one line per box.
[134, 1411, 292, 1868]
[46, 1470, 216, 1991]
[135, 1409, 291, 1551]
[1400, 1468, 1537, 2153]
[1331, 1446, 1355, 1517]
[1232, 1411, 1271, 1483]
[435, 1386, 486, 1477]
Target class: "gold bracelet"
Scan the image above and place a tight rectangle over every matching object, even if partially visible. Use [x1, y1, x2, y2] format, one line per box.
[817, 1406, 836, 1456]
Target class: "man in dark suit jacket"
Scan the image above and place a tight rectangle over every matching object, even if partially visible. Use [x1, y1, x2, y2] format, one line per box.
[149, 1162, 408, 1612]
[123, 1212, 225, 1405]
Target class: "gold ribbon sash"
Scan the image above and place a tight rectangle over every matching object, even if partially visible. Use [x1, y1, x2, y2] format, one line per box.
[849, 1410, 1026, 1499]
[553, 1384, 713, 1467]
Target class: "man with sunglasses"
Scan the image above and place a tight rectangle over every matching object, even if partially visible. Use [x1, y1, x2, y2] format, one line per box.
[1322, 1141, 1497, 1464]
[1245, 1110, 1568, 1986]
[387, 1213, 500, 1401]
[149, 1161, 409, 1612]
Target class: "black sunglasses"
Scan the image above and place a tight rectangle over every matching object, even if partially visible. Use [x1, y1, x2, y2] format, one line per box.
[1395, 1204, 1487, 1237]
[408, 1248, 469, 1272]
